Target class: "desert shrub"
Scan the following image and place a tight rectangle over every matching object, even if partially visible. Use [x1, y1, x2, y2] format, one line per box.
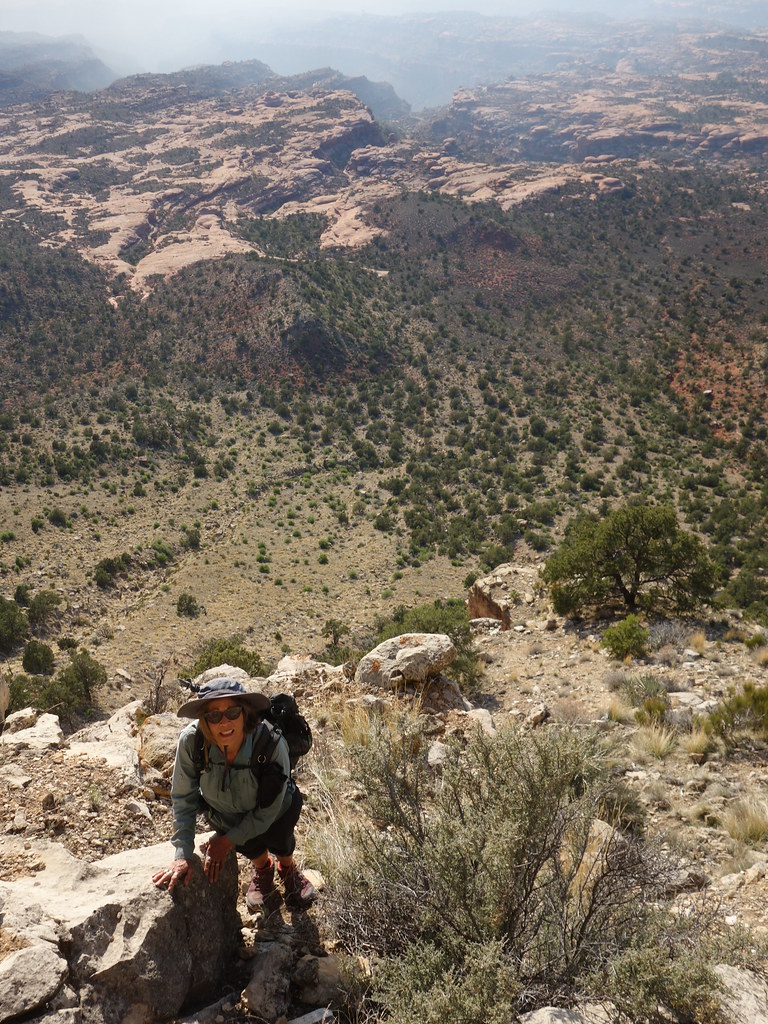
[7, 649, 105, 717]
[0, 597, 28, 653]
[745, 632, 767, 650]
[602, 615, 649, 660]
[322, 618, 353, 665]
[47, 507, 68, 527]
[621, 672, 670, 723]
[22, 640, 55, 676]
[27, 590, 62, 633]
[708, 681, 768, 742]
[8, 673, 39, 713]
[375, 598, 478, 688]
[94, 553, 131, 588]
[183, 636, 266, 679]
[176, 592, 201, 618]
[647, 618, 689, 651]
[325, 722, 730, 1022]
[13, 584, 31, 606]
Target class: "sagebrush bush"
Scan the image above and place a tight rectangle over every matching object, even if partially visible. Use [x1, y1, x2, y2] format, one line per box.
[324, 721, 732, 1021]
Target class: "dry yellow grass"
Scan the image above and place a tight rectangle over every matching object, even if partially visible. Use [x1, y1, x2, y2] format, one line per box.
[688, 630, 707, 654]
[679, 723, 715, 762]
[631, 723, 678, 761]
[722, 798, 768, 844]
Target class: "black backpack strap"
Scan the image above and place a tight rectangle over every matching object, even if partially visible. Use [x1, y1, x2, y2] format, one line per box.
[250, 720, 287, 807]
[191, 725, 210, 775]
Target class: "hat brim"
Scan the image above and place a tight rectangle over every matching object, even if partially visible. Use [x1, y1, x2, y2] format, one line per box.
[177, 689, 271, 718]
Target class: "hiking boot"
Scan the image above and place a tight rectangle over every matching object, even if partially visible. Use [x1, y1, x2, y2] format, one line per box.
[246, 858, 278, 913]
[277, 860, 317, 907]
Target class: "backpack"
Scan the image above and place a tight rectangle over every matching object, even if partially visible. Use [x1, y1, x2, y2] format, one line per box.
[191, 692, 312, 808]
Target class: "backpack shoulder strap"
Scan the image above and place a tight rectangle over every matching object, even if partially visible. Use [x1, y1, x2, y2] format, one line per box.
[191, 725, 210, 775]
[249, 719, 282, 771]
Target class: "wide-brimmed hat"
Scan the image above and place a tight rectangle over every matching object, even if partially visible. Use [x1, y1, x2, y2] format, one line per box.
[177, 677, 270, 718]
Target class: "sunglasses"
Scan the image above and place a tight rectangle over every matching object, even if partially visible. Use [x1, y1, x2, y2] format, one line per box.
[203, 705, 243, 725]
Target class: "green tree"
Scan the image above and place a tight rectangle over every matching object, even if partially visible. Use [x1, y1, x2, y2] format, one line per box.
[22, 640, 55, 676]
[541, 505, 716, 616]
[0, 597, 28, 653]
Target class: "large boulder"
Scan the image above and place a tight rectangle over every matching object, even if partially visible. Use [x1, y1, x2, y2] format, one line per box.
[0, 833, 240, 1024]
[354, 634, 456, 691]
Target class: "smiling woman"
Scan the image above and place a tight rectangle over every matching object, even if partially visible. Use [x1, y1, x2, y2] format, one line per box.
[151, 677, 316, 911]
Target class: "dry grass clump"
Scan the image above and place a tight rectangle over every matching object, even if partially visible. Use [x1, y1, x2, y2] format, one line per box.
[755, 648, 768, 668]
[687, 630, 707, 654]
[603, 695, 635, 724]
[631, 723, 678, 761]
[679, 722, 716, 763]
[721, 798, 768, 845]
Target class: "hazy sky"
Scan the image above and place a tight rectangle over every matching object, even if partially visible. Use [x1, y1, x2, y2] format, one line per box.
[1, 0, 762, 74]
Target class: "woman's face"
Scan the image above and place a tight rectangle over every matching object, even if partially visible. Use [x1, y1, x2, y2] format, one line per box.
[202, 697, 245, 754]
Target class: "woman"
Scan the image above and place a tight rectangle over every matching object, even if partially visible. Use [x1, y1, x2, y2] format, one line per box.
[152, 677, 316, 910]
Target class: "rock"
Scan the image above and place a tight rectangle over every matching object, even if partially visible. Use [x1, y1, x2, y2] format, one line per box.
[519, 1007, 614, 1023]
[289, 1011, 335, 1024]
[3, 707, 40, 733]
[138, 711, 184, 773]
[683, 648, 703, 659]
[268, 655, 346, 692]
[294, 953, 344, 1005]
[466, 564, 529, 629]
[526, 703, 550, 727]
[193, 664, 250, 687]
[0, 763, 33, 789]
[427, 741, 449, 766]
[66, 702, 142, 776]
[715, 965, 768, 1023]
[354, 634, 456, 691]
[0, 943, 69, 1023]
[241, 940, 294, 1020]
[1, 713, 63, 751]
[466, 708, 497, 736]
[0, 833, 240, 1024]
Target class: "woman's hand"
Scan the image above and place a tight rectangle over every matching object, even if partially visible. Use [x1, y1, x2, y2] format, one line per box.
[152, 858, 194, 892]
[203, 834, 233, 883]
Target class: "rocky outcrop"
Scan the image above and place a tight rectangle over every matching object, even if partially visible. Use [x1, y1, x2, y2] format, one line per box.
[0, 834, 240, 1024]
[466, 563, 543, 629]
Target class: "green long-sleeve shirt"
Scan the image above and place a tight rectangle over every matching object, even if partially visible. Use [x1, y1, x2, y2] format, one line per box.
[170, 721, 293, 860]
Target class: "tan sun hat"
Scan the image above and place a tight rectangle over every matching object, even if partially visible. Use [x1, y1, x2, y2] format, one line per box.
[176, 677, 270, 718]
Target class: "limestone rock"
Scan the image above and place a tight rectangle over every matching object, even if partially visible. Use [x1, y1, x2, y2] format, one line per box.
[66, 702, 142, 776]
[268, 655, 347, 693]
[241, 940, 294, 1020]
[0, 943, 69, 1024]
[466, 564, 542, 630]
[354, 634, 456, 691]
[715, 965, 768, 1023]
[1, 712, 63, 751]
[138, 711, 185, 773]
[0, 833, 240, 1024]
[192, 664, 250, 687]
[294, 953, 344, 1006]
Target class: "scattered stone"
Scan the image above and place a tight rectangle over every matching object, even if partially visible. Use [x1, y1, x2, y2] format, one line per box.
[526, 703, 550, 727]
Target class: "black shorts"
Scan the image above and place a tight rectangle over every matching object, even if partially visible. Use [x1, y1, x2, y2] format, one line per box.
[232, 784, 304, 861]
